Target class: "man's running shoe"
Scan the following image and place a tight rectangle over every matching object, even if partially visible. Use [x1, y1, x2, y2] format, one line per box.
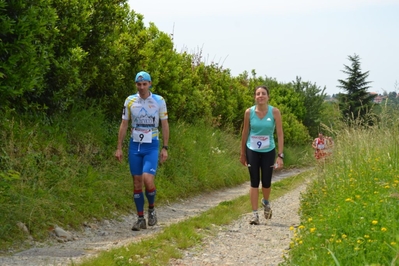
[148, 208, 157, 226]
[262, 199, 272, 219]
[249, 213, 260, 225]
[131, 217, 147, 231]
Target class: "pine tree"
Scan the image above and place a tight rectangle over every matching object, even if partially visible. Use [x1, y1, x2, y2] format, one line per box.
[337, 54, 376, 123]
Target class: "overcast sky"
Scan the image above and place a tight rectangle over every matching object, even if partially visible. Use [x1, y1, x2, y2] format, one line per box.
[128, 0, 399, 95]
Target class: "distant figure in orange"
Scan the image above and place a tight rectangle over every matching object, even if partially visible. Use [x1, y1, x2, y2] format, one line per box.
[312, 132, 326, 160]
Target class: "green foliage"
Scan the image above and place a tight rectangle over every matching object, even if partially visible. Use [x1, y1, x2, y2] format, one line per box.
[0, 0, 57, 108]
[0, 107, 129, 247]
[0, 115, 253, 250]
[0, 170, 20, 202]
[4, 2, 398, 262]
[0, 0, 320, 145]
[337, 54, 376, 125]
[292, 76, 327, 137]
[377, 91, 399, 113]
[247, 76, 310, 145]
[44, 0, 132, 114]
[154, 120, 248, 202]
[282, 118, 399, 265]
[320, 100, 343, 133]
[279, 105, 310, 145]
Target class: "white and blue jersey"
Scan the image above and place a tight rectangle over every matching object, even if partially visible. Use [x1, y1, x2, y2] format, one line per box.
[122, 92, 168, 176]
[122, 92, 168, 139]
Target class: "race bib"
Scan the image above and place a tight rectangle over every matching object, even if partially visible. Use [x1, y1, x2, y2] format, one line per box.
[317, 144, 325, 149]
[250, 135, 270, 150]
[132, 128, 152, 143]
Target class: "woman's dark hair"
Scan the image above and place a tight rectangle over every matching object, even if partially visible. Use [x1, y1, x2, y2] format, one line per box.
[254, 85, 270, 96]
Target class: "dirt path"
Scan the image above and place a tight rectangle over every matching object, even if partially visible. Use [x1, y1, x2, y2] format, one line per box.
[169, 182, 307, 266]
[0, 168, 310, 266]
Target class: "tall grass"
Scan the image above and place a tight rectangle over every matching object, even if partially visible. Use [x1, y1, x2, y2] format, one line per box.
[0, 108, 130, 250]
[282, 111, 399, 265]
[0, 110, 258, 251]
[155, 121, 248, 201]
[0, 106, 313, 253]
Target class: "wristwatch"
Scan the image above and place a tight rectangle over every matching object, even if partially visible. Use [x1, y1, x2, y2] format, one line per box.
[162, 146, 168, 150]
[278, 153, 284, 159]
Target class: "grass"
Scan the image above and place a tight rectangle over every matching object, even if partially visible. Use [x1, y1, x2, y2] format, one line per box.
[76, 114, 399, 266]
[5, 106, 399, 265]
[3, 106, 399, 265]
[0, 108, 309, 252]
[281, 125, 399, 265]
[77, 169, 309, 266]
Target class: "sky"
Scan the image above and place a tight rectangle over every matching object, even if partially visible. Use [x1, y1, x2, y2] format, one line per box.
[128, 0, 399, 95]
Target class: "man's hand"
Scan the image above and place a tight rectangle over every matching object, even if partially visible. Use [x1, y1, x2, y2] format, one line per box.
[115, 149, 123, 162]
[160, 149, 168, 163]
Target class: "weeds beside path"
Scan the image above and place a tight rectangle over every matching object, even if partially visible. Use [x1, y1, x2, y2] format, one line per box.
[0, 167, 311, 266]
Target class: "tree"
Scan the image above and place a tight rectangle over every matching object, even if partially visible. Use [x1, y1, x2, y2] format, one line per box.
[337, 54, 376, 123]
[291, 76, 326, 137]
[0, 0, 57, 110]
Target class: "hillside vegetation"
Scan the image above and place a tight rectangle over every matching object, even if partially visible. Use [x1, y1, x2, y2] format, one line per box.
[3, 2, 399, 264]
[0, 111, 312, 251]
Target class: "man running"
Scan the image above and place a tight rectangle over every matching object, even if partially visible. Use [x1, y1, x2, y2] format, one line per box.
[115, 71, 169, 231]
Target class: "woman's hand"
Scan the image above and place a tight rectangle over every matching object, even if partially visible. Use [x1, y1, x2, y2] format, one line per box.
[274, 157, 284, 169]
[239, 154, 247, 166]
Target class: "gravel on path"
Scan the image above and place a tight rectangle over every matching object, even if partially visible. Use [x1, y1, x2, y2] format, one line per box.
[0, 168, 310, 266]
[169, 183, 307, 266]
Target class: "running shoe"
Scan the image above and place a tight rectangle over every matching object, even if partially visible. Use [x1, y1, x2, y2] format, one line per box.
[249, 213, 260, 225]
[262, 200, 272, 219]
[148, 208, 157, 226]
[131, 217, 147, 231]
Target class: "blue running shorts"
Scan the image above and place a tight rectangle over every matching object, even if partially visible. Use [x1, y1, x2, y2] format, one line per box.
[128, 138, 159, 176]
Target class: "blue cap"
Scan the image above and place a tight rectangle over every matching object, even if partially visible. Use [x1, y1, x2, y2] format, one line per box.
[135, 71, 152, 82]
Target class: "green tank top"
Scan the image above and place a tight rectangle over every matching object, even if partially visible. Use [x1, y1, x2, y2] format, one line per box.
[246, 105, 276, 152]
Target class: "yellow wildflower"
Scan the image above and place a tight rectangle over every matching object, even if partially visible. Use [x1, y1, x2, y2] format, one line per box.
[381, 227, 387, 232]
[372, 220, 378, 225]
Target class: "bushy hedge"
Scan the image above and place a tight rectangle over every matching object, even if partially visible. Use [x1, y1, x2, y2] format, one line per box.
[0, 0, 326, 145]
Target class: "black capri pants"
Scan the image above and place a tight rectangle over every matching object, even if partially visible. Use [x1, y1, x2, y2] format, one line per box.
[246, 147, 275, 188]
